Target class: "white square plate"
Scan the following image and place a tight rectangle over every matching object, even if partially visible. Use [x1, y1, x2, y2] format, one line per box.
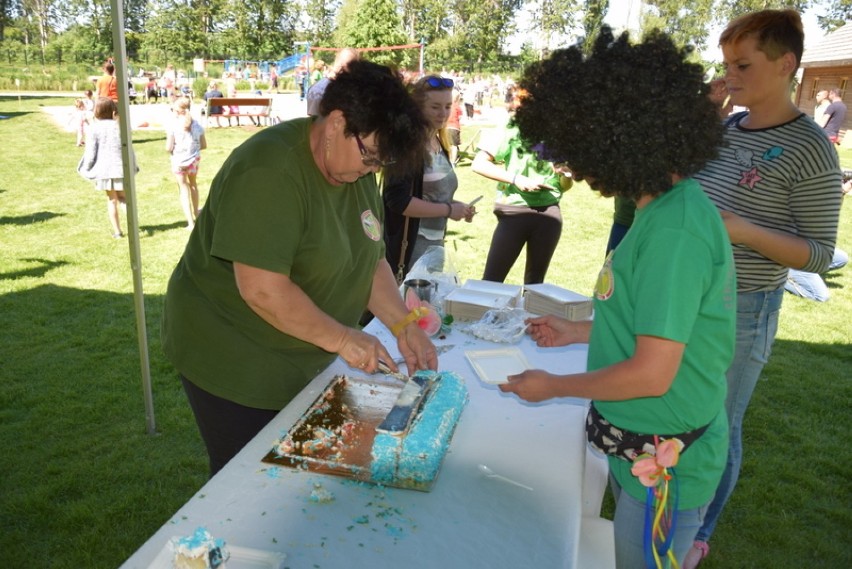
[148, 542, 286, 569]
[465, 347, 531, 385]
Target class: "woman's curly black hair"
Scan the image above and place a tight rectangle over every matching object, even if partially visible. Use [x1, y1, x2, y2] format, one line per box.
[514, 27, 724, 200]
[321, 60, 429, 178]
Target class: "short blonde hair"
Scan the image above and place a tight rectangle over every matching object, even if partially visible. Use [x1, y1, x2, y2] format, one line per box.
[720, 9, 803, 78]
[173, 96, 193, 130]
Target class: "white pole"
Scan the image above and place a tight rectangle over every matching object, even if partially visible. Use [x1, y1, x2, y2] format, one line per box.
[109, 0, 157, 435]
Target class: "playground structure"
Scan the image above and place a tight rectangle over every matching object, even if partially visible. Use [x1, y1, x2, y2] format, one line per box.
[208, 42, 425, 87]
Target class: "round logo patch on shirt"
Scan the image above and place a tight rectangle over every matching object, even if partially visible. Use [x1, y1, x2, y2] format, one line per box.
[361, 209, 381, 241]
[595, 251, 615, 301]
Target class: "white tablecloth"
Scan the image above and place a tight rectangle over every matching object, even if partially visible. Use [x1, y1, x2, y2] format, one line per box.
[120, 321, 591, 569]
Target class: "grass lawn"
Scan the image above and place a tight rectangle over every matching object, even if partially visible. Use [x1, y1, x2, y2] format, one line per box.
[0, 95, 850, 568]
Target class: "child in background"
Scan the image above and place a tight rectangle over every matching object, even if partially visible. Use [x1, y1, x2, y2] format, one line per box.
[73, 98, 87, 146]
[166, 96, 207, 229]
[79, 97, 128, 238]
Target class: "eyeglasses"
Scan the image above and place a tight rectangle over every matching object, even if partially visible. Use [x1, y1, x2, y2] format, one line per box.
[354, 133, 396, 168]
[424, 76, 454, 89]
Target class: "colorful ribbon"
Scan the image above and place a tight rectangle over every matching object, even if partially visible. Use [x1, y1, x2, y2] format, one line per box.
[630, 436, 682, 569]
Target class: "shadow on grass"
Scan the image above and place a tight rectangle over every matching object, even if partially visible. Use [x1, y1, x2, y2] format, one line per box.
[0, 257, 68, 280]
[0, 283, 206, 567]
[140, 220, 188, 235]
[0, 211, 65, 225]
[445, 230, 475, 242]
[0, 109, 34, 119]
[824, 271, 846, 292]
[132, 135, 167, 145]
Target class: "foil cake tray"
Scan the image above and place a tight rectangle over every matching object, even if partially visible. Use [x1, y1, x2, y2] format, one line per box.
[262, 374, 440, 491]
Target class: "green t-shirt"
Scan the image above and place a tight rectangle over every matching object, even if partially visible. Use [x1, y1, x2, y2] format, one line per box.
[478, 124, 563, 208]
[162, 118, 385, 410]
[589, 178, 736, 509]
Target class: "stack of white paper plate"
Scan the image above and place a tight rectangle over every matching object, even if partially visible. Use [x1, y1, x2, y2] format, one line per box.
[523, 283, 593, 321]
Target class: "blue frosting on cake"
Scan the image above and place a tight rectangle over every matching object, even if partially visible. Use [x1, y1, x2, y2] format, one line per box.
[370, 370, 468, 490]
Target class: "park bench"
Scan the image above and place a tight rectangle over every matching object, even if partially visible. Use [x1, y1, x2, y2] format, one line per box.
[205, 96, 273, 127]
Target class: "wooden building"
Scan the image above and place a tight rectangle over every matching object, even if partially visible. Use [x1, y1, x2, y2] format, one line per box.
[797, 22, 851, 146]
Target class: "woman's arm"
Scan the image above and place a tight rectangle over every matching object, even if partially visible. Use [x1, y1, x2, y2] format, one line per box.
[720, 211, 813, 269]
[500, 335, 684, 402]
[471, 149, 554, 193]
[402, 196, 471, 221]
[233, 262, 395, 370]
[526, 315, 592, 347]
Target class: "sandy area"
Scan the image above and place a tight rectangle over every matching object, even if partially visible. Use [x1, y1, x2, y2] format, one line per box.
[39, 92, 309, 132]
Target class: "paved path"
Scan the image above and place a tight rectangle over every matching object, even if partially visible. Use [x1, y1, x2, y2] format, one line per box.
[4, 90, 508, 132]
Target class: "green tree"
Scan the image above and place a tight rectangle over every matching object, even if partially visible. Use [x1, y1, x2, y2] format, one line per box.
[642, 0, 715, 51]
[221, 0, 297, 60]
[532, 0, 582, 57]
[818, 0, 851, 30]
[303, 0, 339, 45]
[141, 0, 208, 62]
[711, 0, 812, 27]
[451, 0, 523, 69]
[582, 0, 608, 53]
[334, 0, 408, 66]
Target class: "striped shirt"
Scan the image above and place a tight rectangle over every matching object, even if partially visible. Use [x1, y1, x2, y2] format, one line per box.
[694, 112, 842, 293]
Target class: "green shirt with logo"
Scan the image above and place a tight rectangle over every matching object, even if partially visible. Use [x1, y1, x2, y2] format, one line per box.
[589, 179, 736, 509]
[162, 118, 384, 410]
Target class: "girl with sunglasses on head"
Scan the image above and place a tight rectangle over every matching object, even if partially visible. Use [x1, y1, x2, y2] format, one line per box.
[383, 74, 477, 281]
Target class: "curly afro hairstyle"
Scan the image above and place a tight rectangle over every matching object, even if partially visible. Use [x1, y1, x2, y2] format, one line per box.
[320, 59, 429, 178]
[514, 27, 724, 200]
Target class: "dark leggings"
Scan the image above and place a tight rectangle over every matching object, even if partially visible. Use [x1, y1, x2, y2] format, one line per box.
[181, 375, 278, 478]
[482, 205, 562, 284]
[606, 221, 631, 255]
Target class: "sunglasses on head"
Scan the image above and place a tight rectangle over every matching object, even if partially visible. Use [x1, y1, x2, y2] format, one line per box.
[424, 76, 454, 89]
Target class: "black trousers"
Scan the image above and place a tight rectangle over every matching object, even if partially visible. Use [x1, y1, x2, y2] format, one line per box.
[482, 205, 562, 284]
[181, 375, 278, 478]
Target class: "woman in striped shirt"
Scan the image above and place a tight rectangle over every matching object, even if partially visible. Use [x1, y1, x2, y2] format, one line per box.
[685, 9, 843, 568]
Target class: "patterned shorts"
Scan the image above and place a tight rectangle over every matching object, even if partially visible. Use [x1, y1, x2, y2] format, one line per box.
[173, 156, 200, 176]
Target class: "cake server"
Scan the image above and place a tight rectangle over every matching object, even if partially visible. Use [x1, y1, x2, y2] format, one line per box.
[377, 359, 408, 382]
[375, 372, 434, 434]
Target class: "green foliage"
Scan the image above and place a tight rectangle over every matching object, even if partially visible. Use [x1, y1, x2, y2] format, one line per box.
[642, 0, 716, 51]
[711, 0, 812, 28]
[335, 0, 408, 67]
[582, 0, 610, 53]
[818, 0, 852, 30]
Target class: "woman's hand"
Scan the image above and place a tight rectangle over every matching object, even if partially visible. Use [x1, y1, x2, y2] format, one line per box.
[337, 328, 396, 373]
[499, 369, 559, 402]
[526, 315, 591, 347]
[449, 201, 476, 222]
[396, 322, 438, 375]
[512, 174, 543, 192]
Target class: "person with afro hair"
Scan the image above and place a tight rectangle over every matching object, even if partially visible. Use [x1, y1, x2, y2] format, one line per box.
[500, 27, 737, 568]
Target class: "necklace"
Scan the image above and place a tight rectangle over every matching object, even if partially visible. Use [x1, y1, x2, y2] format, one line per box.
[430, 132, 442, 154]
